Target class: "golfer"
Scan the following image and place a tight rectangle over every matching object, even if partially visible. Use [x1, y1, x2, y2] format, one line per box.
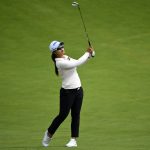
[42, 40, 95, 147]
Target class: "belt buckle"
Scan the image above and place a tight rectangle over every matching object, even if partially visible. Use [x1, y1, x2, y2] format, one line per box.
[77, 87, 80, 90]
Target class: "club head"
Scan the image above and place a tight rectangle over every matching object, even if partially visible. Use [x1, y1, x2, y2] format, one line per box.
[72, 1, 79, 7]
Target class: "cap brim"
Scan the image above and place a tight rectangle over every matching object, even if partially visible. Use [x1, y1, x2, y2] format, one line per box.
[57, 42, 64, 49]
[60, 42, 64, 46]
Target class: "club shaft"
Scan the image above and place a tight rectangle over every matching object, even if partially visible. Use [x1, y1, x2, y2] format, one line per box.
[77, 6, 91, 47]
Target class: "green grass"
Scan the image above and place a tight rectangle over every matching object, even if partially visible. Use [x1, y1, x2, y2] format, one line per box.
[0, 0, 150, 150]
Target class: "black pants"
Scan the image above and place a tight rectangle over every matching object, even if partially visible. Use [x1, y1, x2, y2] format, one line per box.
[48, 87, 83, 137]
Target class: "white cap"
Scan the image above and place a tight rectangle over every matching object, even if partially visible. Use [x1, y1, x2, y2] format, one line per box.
[49, 40, 64, 52]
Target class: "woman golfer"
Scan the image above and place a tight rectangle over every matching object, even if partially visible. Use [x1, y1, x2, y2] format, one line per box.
[42, 40, 95, 147]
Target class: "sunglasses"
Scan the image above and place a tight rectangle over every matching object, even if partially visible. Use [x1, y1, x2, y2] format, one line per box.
[57, 46, 64, 50]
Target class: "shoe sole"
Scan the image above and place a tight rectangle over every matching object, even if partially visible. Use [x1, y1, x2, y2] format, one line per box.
[66, 145, 77, 147]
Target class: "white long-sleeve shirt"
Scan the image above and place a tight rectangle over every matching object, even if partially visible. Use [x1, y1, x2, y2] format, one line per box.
[55, 52, 90, 89]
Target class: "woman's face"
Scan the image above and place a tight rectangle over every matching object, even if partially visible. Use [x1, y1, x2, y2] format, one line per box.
[60, 48, 65, 55]
[54, 48, 65, 57]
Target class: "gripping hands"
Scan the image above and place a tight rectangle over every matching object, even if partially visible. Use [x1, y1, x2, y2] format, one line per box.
[87, 47, 95, 57]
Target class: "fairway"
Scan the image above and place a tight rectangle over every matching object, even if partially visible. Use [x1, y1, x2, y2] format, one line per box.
[0, 0, 150, 150]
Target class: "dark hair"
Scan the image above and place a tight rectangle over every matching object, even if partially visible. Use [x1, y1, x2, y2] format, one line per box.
[51, 53, 59, 76]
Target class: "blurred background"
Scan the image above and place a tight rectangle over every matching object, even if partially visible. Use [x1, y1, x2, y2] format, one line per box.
[0, 0, 150, 149]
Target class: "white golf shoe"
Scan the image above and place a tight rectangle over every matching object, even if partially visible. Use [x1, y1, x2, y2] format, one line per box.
[66, 138, 77, 147]
[42, 130, 51, 147]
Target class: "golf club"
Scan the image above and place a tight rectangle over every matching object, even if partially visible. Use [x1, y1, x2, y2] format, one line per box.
[72, 1, 92, 47]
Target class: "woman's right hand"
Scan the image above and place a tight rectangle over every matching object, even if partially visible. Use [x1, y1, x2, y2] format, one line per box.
[87, 47, 94, 54]
[87, 47, 95, 57]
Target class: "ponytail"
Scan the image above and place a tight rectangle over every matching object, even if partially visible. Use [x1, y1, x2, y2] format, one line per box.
[51, 53, 59, 76]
